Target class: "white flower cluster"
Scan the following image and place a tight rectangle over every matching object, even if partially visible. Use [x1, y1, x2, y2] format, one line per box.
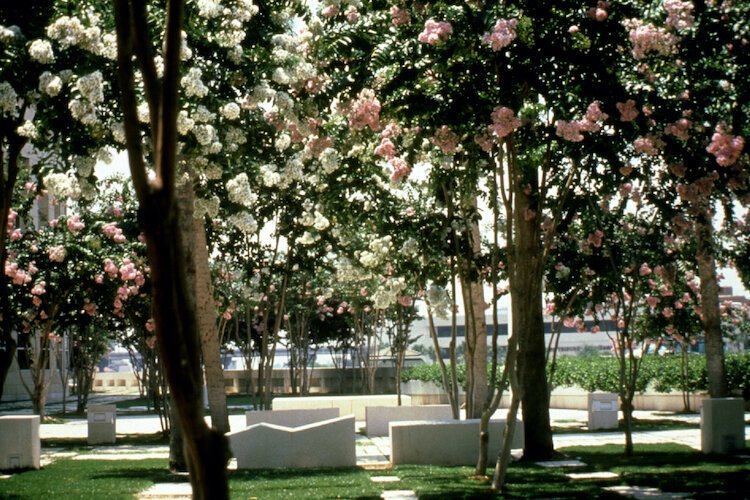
[220, 102, 241, 120]
[177, 110, 195, 135]
[358, 235, 393, 268]
[16, 120, 38, 139]
[0, 81, 20, 117]
[0, 25, 21, 43]
[44, 172, 81, 200]
[372, 277, 407, 310]
[226, 173, 257, 207]
[260, 163, 281, 187]
[39, 72, 63, 96]
[182, 67, 209, 98]
[111, 122, 126, 144]
[298, 231, 320, 246]
[194, 124, 219, 150]
[401, 237, 420, 256]
[70, 71, 104, 125]
[194, 195, 220, 219]
[46, 16, 103, 54]
[319, 148, 339, 174]
[224, 126, 247, 152]
[197, 0, 259, 47]
[300, 207, 330, 231]
[426, 284, 451, 319]
[275, 133, 291, 152]
[29, 39, 55, 64]
[137, 102, 150, 123]
[228, 211, 258, 234]
[243, 80, 276, 109]
[75, 156, 96, 177]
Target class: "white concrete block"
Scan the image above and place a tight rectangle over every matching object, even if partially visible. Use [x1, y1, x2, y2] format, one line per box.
[88, 404, 117, 445]
[366, 405, 454, 437]
[245, 408, 340, 428]
[227, 415, 356, 469]
[390, 418, 524, 466]
[0, 415, 40, 470]
[701, 398, 746, 454]
[587, 393, 619, 430]
[272, 395, 410, 420]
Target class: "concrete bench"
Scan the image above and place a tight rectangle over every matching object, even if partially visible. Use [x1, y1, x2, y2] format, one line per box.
[390, 418, 524, 466]
[272, 395, 411, 420]
[88, 404, 117, 444]
[366, 405, 454, 437]
[227, 415, 356, 469]
[245, 408, 340, 428]
[0, 415, 40, 470]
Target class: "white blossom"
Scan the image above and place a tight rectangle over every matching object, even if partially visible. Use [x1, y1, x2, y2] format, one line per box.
[177, 110, 195, 135]
[137, 102, 150, 123]
[427, 284, 451, 319]
[228, 211, 258, 234]
[0, 81, 20, 117]
[319, 148, 339, 174]
[75, 156, 95, 177]
[192, 105, 215, 123]
[193, 123, 216, 146]
[111, 122, 126, 144]
[275, 133, 291, 151]
[298, 231, 319, 245]
[29, 39, 55, 64]
[220, 102, 241, 120]
[39, 72, 63, 96]
[313, 211, 330, 231]
[76, 71, 104, 102]
[16, 120, 38, 139]
[226, 173, 257, 207]
[272, 67, 291, 85]
[0, 25, 21, 43]
[44, 172, 81, 200]
[181, 67, 209, 98]
[260, 164, 281, 187]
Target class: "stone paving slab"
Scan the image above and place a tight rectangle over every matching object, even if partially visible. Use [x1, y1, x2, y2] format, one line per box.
[566, 471, 619, 479]
[137, 482, 192, 499]
[603, 485, 691, 499]
[381, 490, 417, 499]
[535, 459, 587, 468]
[371, 476, 402, 483]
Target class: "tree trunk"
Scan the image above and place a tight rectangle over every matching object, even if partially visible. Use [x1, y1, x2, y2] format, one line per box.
[695, 208, 728, 397]
[169, 402, 188, 472]
[180, 184, 229, 434]
[461, 277, 488, 419]
[511, 186, 554, 461]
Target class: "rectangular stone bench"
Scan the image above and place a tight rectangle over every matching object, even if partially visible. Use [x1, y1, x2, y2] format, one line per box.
[227, 415, 356, 469]
[0, 415, 40, 470]
[272, 395, 411, 421]
[366, 405, 454, 437]
[245, 408, 340, 428]
[390, 418, 524, 466]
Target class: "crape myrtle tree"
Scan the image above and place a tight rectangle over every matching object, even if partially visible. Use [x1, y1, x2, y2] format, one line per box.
[310, 0, 639, 466]
[547, 182, 702, 456]
[616, 0, 749, 397]
[0, 1, 112, 398]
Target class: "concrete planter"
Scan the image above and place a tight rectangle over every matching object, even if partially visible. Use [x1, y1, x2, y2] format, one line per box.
[400, 380, 466, 406]
[701, 398, 746, 454]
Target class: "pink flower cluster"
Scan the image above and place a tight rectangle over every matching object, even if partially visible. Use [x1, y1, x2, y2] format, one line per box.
[616, 99, 639, 122]
[706, 123, 745, 166]
[482, 18, 518, 51]
[321, 4, 339, 18]
[102, 222, 127, 243]
[390, 6, 410, 26]
[48, 245, 66, 262]
[488, 106, 521, 138]
[430, 125, 459, 154]
[346, 88, 381, 131]
[375, 138, 397, 159]
[664, 118, 691, 141]
[634, 135, 664, 155]
[626, 19, 680, 59]
[589, 1, 609, 21]
[418, 19, 453, 46]
[5, 262, 35, 285]
[389, 157, 411, 182]
[663, 0, 694, 30]
[66, 215, 85, 233]
[555, 101, 609, 142]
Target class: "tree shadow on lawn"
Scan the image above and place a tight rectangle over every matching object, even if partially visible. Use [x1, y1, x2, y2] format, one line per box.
[228, 466, 384, 499]
[561, 443, 750, 498]
[553, 417, 700, 434]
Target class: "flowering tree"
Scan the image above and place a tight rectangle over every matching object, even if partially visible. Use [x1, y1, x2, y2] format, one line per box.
[617, 0, 749, 398]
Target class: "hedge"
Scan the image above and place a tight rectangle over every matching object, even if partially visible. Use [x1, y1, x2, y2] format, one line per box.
[401, 353, 750, 398]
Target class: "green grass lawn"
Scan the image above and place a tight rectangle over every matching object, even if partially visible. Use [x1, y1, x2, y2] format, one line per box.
[1, 443, 748, 499]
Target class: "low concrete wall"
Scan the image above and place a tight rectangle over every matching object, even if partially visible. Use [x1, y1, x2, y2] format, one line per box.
[272, 394, 411, 421]
[390, 418, 524, 466]
[0, 415, 40, 470]
[227, 415, 356, 469]
[366, 405, 454, 437]
[245, 408, 340, 428]
[551, 389, 712, 412]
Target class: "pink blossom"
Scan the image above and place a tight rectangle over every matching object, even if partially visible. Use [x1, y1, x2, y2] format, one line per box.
[563, 317, 576, 328]
[398, 295, 413, 307]
[418, 19, 453, 46]
[120, 261, 137, 281]
[32, 296, 42, 307]
[48, 245, 66, 262]
[27, 262, 38, 274]
[639, 262, 652, 276]
[145, 318, 155, 332]
[545, 302, 556, 315]
[346, 88, 381, 131]
[49, 218, 58, 228]
[114, 233, 127, 243]
[104, 258, 118, 277]
[10, 229, 21, 241]
[374, 138, 397, 159]
[668, 163, 687, 177]
[488, 106, 522, 138]
[706, 123, 744, 166]
[587, 230, 604, 248]
[588, 1, 609, 21]
[555, 120, 584, 142]
[66, 215, 85, 233]
[345, 6, 359, 23]
[95, 274, 104, 284]
[321, 4, 339, 17]
[634, 135, 663, 155]
[591, 325, 601, 334]
[389, 157, 411, 182]
[390, 6, 410, 26]
[568, 25, 579, 33]
[430, 125, 459, 154]
[646, 295, 661, 309]
[664, 118, 691, 141]
[482, 18, 518, 51]
[616, 100, 639, 122]
[617, 319, 626, 329]
[404, 207, 415, 217]
[6, 209, 17, 230]
[663, 0, 694, 30]
[31, 282, 46, 295]
[83, 302, 97, 316]
[579, 101, 609, 132]
[474, 133, 493, 152]
[626, 19, 680, 59]
[662, 307, 674, 318]
[112, 206, 123, 217]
